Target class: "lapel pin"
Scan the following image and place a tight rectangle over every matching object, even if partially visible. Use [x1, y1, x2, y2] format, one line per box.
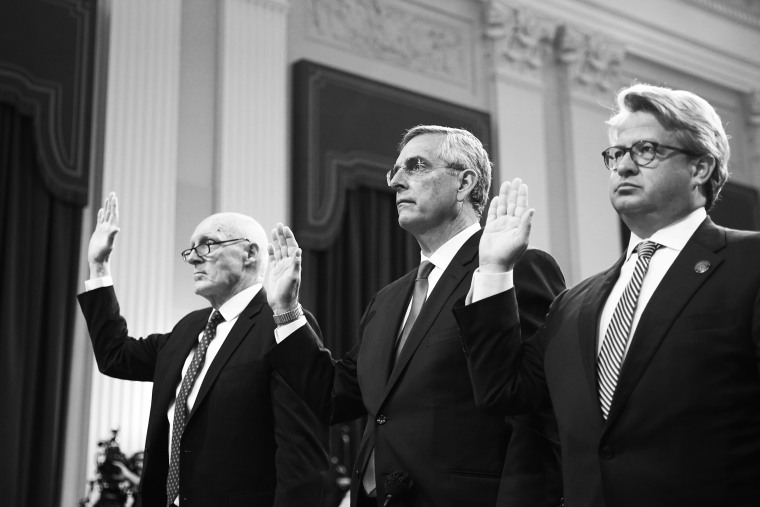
[694, 260, 710, 274]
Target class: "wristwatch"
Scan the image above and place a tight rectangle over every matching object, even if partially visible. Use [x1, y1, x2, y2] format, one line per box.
[272, 303, 303, 326]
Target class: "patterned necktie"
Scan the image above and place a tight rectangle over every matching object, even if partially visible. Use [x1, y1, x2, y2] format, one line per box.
[395, 260, 435, 358]
[597, 241, 660, 419]
[166, 309, 225, 506]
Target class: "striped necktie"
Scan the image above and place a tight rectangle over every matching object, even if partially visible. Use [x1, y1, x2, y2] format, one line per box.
[597, 241, 660, 419]
[166, 309, 225, 506]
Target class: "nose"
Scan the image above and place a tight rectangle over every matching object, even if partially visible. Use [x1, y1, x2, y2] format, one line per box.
[615, 150, 639, 176]
[389, 168, 408, 191]
[186, 248, 204, 265]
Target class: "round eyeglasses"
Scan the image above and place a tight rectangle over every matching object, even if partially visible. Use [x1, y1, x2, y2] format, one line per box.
[181, 238, 249, 262]
[601, 140, 699, 171]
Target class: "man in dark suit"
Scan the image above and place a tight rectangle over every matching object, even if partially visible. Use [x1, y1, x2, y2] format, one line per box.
[263, 126, 566, 506]
[454, 84, 760, 506]
[78, 192, 329, 507]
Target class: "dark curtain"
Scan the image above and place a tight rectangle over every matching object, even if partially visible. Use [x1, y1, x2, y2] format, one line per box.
[300, 184, 418, 493]
[0, 103, 84, 506]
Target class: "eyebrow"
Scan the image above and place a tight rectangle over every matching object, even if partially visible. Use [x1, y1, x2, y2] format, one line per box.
[394, 156, 432, 170]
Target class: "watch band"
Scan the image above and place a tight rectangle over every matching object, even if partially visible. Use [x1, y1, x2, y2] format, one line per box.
[272, 303, 303, 326]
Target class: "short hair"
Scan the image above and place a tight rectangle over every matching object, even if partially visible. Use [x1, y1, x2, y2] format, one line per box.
[399, 125, 493, 217]
[606, 83, 730, 210]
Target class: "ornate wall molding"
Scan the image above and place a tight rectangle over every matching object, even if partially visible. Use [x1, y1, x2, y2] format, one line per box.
[306, 0, 470, 87]
[555, 24, 625, 98]
[680, 0, 760, 29]
[484, 1, 556, 81]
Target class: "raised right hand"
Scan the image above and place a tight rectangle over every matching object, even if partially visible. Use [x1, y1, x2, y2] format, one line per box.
[478, 178, 533, 273]
[264, 223, 302, 315]
[87, 192, 120, 276]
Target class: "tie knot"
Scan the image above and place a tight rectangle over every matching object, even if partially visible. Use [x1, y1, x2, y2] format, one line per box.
[417, 261, 434, 280]
[636, 241, 660, 261]
[208, 310, 225, 329]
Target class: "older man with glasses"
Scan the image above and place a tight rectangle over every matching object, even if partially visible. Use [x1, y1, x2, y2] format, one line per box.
[454, 83, 760, 507]
[78, 195, 330, 507]
[264, 125, 566, 507]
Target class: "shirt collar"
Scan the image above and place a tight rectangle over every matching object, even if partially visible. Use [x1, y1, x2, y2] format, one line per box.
[423, 222, 480, 271]
[626, 208, 707, 260]
[215, 283, 261, 322]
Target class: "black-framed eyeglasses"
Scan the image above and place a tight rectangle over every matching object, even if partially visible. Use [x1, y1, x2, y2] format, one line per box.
[601, 140, 699, 171]
[181, 238, 249, 262]
[386, 157, 458, 185]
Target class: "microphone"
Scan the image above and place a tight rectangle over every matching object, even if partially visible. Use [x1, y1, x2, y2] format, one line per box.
[383, 471, 414, 506]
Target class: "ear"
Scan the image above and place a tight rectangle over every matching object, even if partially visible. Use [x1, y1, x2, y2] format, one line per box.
[691, 154, 716, 186]
[456, 168, 479, 202]
[244, 242, 260, 266]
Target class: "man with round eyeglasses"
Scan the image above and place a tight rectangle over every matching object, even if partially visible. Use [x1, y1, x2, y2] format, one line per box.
[454, 83, 760, 506]
[264, 125, 566, 506]
[78, 194, 329, 507]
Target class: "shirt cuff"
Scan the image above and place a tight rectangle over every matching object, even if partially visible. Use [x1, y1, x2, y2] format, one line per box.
[274, 316, 307, 343]
[85, 276, 114, 291]
[467, 269, 514, 305]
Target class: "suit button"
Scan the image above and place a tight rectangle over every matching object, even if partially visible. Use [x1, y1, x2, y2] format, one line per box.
[600, 445, 614, 459]
[376, 414, 387, 425]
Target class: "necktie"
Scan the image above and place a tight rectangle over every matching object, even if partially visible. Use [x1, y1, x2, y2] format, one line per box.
[395, 260, 435, 358]
[166, 310, 225, 506]
[597, 241, 660, 419]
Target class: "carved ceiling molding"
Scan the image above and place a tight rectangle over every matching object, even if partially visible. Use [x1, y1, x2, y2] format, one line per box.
[485, 1, 626, 95]
[555, 24, 626, 98]
[680, 0, 760, 29]
[306, 0, 470, 87]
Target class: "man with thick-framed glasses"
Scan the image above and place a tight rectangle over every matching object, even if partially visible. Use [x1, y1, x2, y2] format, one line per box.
[454, 83, 760, 506]
[78, 196, 330, 507]
[264, 125, 566, 507]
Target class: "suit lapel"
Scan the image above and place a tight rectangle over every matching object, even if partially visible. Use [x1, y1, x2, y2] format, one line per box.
[383, 232, 479, 397]
[187, 290, 266, 421]
[155, 314, 209, 416]
[360, 273, 415, 416]
[577, 256, 625, 417]
[604, 218, 726, 429]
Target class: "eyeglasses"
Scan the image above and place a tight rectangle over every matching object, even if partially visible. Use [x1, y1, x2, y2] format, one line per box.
[601, 140, 699, 171]
[181, 238, 249, 262]
[386, 158, 458, 185]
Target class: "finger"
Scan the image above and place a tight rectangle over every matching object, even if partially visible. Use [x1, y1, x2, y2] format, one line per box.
[97, 208, 104, 224]
[506, 178, 521, 217]
[282, 225, 299, 252]
[276, 223, 289, 258]
[518, 208, 534, 243]
[497, 181, 510, 218]
[270, 227, 283, 261]
[486, 195, 498, 225]
[267, 243, 276, 263]
[111, 193, 119, 225]
[293, 248, 302, 273]
[515, 181, 529, 218]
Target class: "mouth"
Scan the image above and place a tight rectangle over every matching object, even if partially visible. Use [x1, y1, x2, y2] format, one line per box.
[396, 199, 414, 208]
[615, 182, 639, 192]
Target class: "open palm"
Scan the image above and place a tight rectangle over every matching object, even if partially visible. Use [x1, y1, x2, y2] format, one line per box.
[264, 223, 302, 313]
[88, 192, 121, 265]
[479, 179, 533, 272]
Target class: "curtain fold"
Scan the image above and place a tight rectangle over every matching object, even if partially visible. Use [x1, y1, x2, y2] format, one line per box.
[0, 103, 83, 507]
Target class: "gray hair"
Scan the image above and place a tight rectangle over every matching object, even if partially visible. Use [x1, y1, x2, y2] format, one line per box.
[399, 125, 493, 217]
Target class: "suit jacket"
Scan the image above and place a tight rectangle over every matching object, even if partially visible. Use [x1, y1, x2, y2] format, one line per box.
[78, 286, 329, 507]
[455, 218, 760, 507]
[267, 231, 566, 506]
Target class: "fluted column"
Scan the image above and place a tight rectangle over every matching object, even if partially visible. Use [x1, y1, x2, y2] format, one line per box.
[86, 0, 182, 466]
[217, 0, 290, 229]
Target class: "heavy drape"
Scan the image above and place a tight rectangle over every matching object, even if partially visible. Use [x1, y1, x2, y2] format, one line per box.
[0, 103, 84, 507]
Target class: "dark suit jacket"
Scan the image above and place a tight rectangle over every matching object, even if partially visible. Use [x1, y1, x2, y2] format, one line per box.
[454, 218, 760, 507]
[78, 286, 329, 507]
[267, 231, 566, 506]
